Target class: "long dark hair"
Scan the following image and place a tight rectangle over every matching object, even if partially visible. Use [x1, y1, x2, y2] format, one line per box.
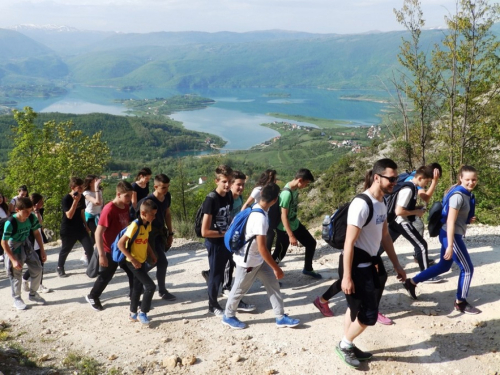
[256, 169, 277, 187]
[0, 192, 9, 215]
[135, 167, 152, 181]
[83, 174, 98, 191]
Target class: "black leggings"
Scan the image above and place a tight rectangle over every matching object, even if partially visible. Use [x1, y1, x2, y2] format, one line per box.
[58, 231, 94, 268]
[272, 223, 317, 271]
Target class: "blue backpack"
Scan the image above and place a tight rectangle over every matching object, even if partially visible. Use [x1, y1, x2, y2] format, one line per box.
[224, 207, 265, 263]
[110, 219, 141, 263]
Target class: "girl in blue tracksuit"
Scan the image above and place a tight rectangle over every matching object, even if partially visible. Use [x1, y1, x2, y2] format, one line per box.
[405, 165, 481, 314]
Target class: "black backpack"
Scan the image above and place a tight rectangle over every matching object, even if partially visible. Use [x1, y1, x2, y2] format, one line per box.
[384, 181, 417, 224]
[267, 187, 292, 231]
[323, 194, 373, 250]
[194, 191, 219, 238]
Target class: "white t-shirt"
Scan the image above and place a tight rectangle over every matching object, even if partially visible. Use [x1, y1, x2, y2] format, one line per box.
[250, 187, 263, 202]
[233, 204, 268, 268]
[395, 186, 414, 224]
[347, 190, 387, 257]
[83, 191, 103, 215]
[0, 207, 8, 219]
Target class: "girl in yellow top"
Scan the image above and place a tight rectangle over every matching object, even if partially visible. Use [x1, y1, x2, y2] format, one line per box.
[118, 199, 157, 325]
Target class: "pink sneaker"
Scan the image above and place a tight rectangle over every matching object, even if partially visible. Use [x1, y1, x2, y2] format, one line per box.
[377, 312, 393, 325]
[313, 296, 334, 317]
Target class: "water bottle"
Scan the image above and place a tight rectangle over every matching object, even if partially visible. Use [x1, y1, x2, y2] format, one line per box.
[321, 215, 330, 241]
[230, 230, 240, 250]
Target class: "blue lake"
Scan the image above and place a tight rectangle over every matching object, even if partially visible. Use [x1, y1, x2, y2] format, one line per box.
[15, 86, 388, 151]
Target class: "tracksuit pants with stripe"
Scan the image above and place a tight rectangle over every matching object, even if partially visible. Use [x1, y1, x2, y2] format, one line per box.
[413, 229, 474, 301]
[389, 221, 430, 272]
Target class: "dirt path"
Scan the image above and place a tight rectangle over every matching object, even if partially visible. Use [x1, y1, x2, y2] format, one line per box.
[1, 226, 499, 374]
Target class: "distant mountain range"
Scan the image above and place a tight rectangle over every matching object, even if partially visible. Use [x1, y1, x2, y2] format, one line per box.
[0, 24, 499, 90]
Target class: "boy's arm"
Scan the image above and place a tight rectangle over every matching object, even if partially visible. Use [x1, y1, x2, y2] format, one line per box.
[201, 213, 224, 238]
[131, 191, 138, 210]
[33, 230, 47, 262]
[395, 188, 425, 217]
[147, 242, 157, 264]
[256, 235, 283, 279]
[65, 194, 82, 219]
[95, 225, 108, 267]
[418, 169, 440, 204]
[1, 239, 22, 270]
[280, 207, 297, 246]
[117, 233, 141, 269]
[380, 221, 406, 281]
[342, 224, 361, 294]
[240, 196, 254, 211]
[165, 207, 173, 248]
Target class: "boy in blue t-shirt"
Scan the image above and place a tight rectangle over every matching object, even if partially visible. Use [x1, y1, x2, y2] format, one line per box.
[1, 197, 46, 310]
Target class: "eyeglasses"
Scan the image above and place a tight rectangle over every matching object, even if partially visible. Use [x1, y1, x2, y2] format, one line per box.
[377, 174, 398, 183]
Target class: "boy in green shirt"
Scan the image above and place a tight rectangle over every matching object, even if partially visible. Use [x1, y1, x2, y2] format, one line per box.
[2, 197, 46, 310]
[272, 168, 322, 279]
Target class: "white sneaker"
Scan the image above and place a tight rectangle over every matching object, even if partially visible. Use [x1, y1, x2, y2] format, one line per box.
[0, 255, 4, 262]
[38, 284, 53, 293]
[80, 255, 89, 266]
[29, 292, 46, 305]
[23, 280, 30, 292]
[13, 297, 27, 310]
[422, 276, 444, 284]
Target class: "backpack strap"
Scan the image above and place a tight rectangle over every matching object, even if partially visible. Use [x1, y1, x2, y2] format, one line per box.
[127, 219, 142, 250]
[243, 208, 265, 263]
[353, 194, 374, 227]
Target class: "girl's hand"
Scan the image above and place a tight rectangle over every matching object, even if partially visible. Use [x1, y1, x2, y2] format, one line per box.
[470, 216, 477, 223]
[444, 246, 454, 260]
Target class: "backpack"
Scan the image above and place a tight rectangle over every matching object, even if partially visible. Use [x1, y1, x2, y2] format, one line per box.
[0, 214, 36, 241]
[427, 186, 474, 237]
[110, 219, 141, 263]
[323, 194, 373, 250]
[194, 191, 219, 238]
[384, 181, 417, 224]
[267, 187, 292, 230]
[224, 207, 265, 262]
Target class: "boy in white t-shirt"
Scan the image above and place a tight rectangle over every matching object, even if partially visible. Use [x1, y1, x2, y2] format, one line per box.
[222, 183, 300, 329]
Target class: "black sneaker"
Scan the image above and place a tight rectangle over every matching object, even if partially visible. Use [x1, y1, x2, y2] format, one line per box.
[404, 279, 418, 300]
[454, 300, 481, 315]
[86, 295, 104, 311]
[352, 345, 373, 361]
[159, 291, 176, 301]
[335, 342, 360, 368]
[57, 267, 68, 278]
[201, 270, 209, 284]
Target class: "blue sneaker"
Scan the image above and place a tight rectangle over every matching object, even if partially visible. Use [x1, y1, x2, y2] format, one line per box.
[302, 269, 322, 279]
[276, 314, 300, 328]
[222, 315, 247, 330]
[129, 313, 138, 322]
[138, 312, 150, 325]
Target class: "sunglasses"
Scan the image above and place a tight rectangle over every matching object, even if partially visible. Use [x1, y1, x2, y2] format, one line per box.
[377, 174, 398, 183]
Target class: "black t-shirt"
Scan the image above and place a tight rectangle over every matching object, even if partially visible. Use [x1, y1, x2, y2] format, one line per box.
[60, 194, 86, 235]
[145, 193, 171, 229]
[132, 182, 149, 203]
[202, 190, 233, 245]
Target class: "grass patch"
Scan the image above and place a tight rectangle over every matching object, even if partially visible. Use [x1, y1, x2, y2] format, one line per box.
[7, 342, 38, 368]
[62, 352, 103, 375]
[0, 321, 11, 341]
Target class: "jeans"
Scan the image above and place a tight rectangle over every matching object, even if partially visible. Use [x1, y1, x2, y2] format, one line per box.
[205, 239, 232, 310]
[124, 261, 156, 313]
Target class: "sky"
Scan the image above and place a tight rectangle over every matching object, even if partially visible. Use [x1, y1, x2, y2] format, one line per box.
[0, 0, 479, 34]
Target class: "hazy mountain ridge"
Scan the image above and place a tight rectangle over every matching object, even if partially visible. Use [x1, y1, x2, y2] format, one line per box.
[0, 25, 498, 90]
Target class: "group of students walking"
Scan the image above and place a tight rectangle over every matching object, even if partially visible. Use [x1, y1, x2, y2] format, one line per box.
[1, 158, 482, 367]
